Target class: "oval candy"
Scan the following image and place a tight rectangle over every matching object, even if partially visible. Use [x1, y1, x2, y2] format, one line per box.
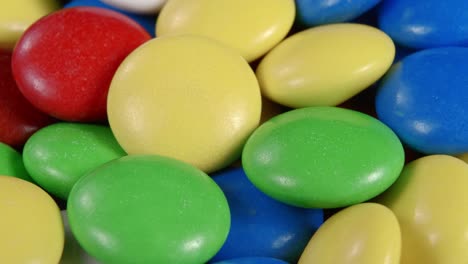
[298, 203, 401, 264]
[256, 23, 394, 108]
[212, 257, 289, 264]
[0, 142, 32, 182]
[23, 123, 126, 200]
[242, 106, 404, 208]
[101, 0, 167, 14]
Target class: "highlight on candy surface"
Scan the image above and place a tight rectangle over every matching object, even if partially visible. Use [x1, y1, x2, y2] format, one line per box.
[256, 23, 395, 108]
[0, 176, 64, 264]
[101, 0, 167, 14]
[376, 155, 468, 264]
[107, 35, 261, 173]
[67, 155, 230, 264]
[156, 0, 295, 62]
[23, 122, 126, 200]
[298, 203, 401, 264]
[12, 7, 151, 122]
[242, 106, 405, 208]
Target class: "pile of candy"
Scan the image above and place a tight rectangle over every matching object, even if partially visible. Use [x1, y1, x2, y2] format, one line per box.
[1, 0, 467, 263]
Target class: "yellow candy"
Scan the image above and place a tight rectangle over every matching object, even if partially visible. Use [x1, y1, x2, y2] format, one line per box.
[107, 35, 261, 173]
[299, 203, 401, 264]
[458, 153, 468, 163]
[377, 155, 468, 264]
[257, 23, 395, 108]
[0, 1, 60, 50]
[156, 0, 295, 62]
[0, 176, 63, 264]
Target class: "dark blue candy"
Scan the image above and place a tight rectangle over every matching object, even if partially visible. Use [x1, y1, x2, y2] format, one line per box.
[376, 47, 468, 155]
[295, 0, 381, 27]
[64, 0, 156, 36]
[210, 168, 323, 263]
[212, 257, 289, 264]
[379, 0, 468, 49]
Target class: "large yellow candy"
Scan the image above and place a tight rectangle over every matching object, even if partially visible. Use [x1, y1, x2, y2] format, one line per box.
[0, 176, 64, 264]
[156, 0, 295, 62]
[0, 1, 60, 50]
[377, 155, 468, 264]
[299, 203, 401, 264]
[107, 35, 261, 173]
[257, 23, 395, 108]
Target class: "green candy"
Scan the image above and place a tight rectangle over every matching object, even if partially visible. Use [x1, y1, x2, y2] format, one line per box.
[0, 142, 32, 181]
[242, 106, 404, 208]
[23, 123, 126, 200]
[68, 155, 230, 264]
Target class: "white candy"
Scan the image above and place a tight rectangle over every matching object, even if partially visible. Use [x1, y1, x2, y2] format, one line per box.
[99, 0, 167, 14]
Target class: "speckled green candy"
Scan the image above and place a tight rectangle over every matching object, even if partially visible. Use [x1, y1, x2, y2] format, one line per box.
[242, 106, 404, 208]
[23, 123, 126, 200]
[68, 155, 230, 264]
[0, 142, 32, 181]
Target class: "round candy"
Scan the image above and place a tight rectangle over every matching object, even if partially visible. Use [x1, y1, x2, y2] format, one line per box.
[376, 47, 468, 155]
[296, 0, 381, 26]
[242, 106, 404, 208]
[0, 142, 32, 182]
[212, 257, 289, 264]
[23, 122, 126, 200]
[67, 155, 230, 264]
[12, 7, 151, 122]
[0, 176, 64, 263]
[0, 51, 54, 148]
[377, 155, 468, 264]
[0, 0, 59, 50]
[256, 23, 395, 108]
[101, 0, 167, 14]
[298, 203, 401, 264]
[379, 0, 468, 49]
[107, 35, 261, 173]
[156, 0, 295, 62]
[211, 168, 323, 262]
[64, 0, 156, 36]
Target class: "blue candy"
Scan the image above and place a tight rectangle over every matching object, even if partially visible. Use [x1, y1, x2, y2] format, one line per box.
[212, 257, 289, 264]
[376, 47, 468, 155]
[64, 0, 156, 36]
[379, 0, 468, 49]
[210, 168, 323, 263]
[295, 0, 381, 26]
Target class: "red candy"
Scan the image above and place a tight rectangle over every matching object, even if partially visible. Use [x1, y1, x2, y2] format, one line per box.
[12, 7, 151, 122]
[0, 50, 54, 148]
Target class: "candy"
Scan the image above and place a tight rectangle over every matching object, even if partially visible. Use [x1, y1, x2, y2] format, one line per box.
[101, 0, 167, 14]
[379, 0, 468, 49]
[212, 257, 289, 264]
[0, 0, 59, 50]
[67, 155, 230, 264]
[107, 35, 261, 173]
[0, 176, 64, 264]
[0, 51, 54, 148]
[23, 122, 126, 200]
[243, 106, 404, 208]
[0, 142, 32, 182]
[459, 153, 468, 163]
[64, 0, 157, 36]
[156, 0, 295, 62]
[295, 0, 381, 26]
[211, 168, 323, 262]
[298, 203, 401, 264]
[376, 155, 468, 264]
[12, 7, 150, 122]
[376, 47, 468, 155]
[256, 23, 395, 108]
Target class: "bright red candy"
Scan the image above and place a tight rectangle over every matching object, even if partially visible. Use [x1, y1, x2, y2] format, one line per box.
[0, 50, 55, 148]
[12, 7, 151, 122]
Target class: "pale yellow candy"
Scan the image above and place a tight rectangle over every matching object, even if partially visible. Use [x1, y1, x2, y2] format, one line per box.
[257, 23, 395, 108]
[299, 203, 401, 264]
[458, 153, 468, 163]
[107, 35, 261, 173]
[377, 155, 468, 264]
[0, 1, 60, 50]
[0, 176, 64, 264]
[156, 0, 295, 62]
